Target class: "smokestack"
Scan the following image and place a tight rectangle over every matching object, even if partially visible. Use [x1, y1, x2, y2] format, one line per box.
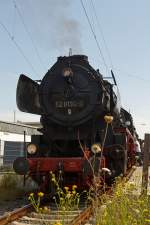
[69, 48, 72, 56]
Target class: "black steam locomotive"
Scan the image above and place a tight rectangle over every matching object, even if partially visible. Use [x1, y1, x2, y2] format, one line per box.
[14, 55, 136, 191]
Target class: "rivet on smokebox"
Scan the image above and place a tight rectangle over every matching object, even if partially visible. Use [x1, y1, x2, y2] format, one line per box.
[104, 115, 113, 124]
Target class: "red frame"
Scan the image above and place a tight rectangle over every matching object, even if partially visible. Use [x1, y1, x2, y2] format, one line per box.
[27, 156, 105, 189]
[28, 157, 84, 172]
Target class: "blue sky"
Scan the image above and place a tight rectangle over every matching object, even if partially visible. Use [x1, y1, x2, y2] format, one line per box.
[0, 0, 150, 138]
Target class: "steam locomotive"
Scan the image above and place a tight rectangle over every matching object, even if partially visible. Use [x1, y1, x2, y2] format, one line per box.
[13, 55, 136, 191]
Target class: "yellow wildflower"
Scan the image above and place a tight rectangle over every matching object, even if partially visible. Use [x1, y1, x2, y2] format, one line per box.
[53, 222, 62, 225]
[38, 192, 44, 197]
[138, 200, 144, 204]
[115, 191, 121, 197]
[64, 186, 69, 191]
[51, 178, 56, 182]
[143, 209, 148, 213]
[29, 193, 34, 197]
[72, 185, 77, 189]
[104, 115, 113, 124]
[43, 206, 48, 211]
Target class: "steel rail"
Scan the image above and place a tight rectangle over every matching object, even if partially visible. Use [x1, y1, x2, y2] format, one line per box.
[0, 204, 33, 225]
[71, 206, 93, 225]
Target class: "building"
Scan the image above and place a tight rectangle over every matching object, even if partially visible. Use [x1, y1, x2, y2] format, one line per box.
[0, 121, 41, 166]
[0, 131, 31, 166]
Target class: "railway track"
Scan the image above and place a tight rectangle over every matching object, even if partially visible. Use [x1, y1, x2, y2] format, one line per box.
[0, 166, 136, 225]
[0, 203, 92, 225]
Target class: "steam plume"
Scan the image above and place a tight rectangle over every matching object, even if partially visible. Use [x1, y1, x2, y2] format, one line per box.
[29, 0, 82, 54]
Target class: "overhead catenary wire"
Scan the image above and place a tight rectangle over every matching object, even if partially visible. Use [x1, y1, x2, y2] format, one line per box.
[13, 0, 46, 71]
[88, 0, 96, 34]
[11, 0, 16, 39]
[89, 0, 150, 86]
[90, 0, 114, 70]
[82, 1, 150, 86]
[0, 20, 38, 77]
[80, 0, 109, 73]
[115, 67, 150, 84]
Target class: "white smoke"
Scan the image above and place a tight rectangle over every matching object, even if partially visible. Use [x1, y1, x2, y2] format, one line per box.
[28, 0, 82, 54]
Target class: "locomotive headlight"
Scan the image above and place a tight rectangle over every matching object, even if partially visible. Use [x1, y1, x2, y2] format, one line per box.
[62, 68, 73, 77]
[27, 144, 37, 154]
[91, 143, 101, 154]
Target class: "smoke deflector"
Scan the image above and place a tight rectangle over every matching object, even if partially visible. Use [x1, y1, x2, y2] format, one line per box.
[16, 74, 42, 114]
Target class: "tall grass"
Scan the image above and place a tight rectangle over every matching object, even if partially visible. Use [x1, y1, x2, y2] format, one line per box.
[0, 174, 24, 201]
[0, 165, 13, 172]
[94, 180, 150, 225]
[0, 174, 37, 201]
